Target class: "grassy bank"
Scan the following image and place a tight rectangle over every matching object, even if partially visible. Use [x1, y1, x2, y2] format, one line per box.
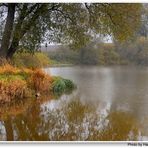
[12, 52, 53, 68]
[0, 63, 75, 104]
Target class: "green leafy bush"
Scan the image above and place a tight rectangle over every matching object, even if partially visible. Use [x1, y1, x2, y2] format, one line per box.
[51, 76, 76, 95]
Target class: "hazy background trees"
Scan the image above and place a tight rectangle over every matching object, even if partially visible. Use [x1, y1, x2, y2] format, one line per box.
[113, 4, 148, 65]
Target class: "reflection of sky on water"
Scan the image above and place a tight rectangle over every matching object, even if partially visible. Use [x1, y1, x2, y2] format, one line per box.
[1, 66, 148, 140]
[39, 94, 112, 141]
[49, 66, 148, 117]
[47, 66, 148, 140]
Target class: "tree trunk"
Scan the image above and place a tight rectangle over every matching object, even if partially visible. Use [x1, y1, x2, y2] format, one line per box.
[0, 3, 16, 58]
[6, 38, 19, 59]
[6, 4, 47, 59]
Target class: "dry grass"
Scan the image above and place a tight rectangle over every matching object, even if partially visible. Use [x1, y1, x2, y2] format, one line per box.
[0, 79, 28, 103]
[0, 62, 74, 104]
[28, 69, 53, 94]
[0, 63, 31, 103]
[0, 63, 53, 103]
[0, 64, 21, 74]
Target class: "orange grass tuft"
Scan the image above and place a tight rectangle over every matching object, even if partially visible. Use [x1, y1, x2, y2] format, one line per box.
[0, 64, 21, 74]
[28, 69, 53, 94]
[0, 79, 29, 103]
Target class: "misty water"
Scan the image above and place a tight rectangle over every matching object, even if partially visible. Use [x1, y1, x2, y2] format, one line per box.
[1, 66, 148, 141]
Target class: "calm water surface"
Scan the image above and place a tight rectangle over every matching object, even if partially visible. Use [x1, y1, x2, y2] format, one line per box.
[1, 66, 148, 141]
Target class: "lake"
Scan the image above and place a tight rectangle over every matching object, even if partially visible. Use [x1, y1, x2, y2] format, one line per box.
[1, 66, 148, 141]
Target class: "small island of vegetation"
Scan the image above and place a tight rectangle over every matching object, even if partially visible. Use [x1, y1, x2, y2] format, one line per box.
[0, 58, 75, 104]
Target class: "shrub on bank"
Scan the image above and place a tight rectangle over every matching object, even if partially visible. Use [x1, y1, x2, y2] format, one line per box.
[0, 64, 52, 103]
[52, 76, 76, 95]
[12, 52, 51, 68]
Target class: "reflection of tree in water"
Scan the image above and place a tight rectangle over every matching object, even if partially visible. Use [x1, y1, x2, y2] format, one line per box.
[3, 102, 43, 140]
[91, 112, 139, 141]
[0, 95, 52, 141]
[1, 98, 140, 141]
[4, 117, 14, 141]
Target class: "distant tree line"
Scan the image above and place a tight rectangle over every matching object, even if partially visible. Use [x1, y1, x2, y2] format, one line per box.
[47, 42, 127, 65]
[47, 35, 148, 66]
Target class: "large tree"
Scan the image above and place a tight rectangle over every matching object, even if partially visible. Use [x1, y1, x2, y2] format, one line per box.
[0, 3, 142, 59]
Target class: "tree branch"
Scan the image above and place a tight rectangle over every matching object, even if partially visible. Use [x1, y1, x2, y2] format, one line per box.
[0, 3, 8, 7]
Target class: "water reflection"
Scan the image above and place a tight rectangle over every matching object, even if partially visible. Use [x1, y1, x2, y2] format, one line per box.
[49, 66, 148, 118]
[1, 66, 148, 141]
[0, 95, 142, 141]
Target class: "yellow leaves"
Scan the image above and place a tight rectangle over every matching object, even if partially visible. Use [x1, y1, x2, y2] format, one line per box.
[109, 4, 142, 41]
[90, 3, 142, 41]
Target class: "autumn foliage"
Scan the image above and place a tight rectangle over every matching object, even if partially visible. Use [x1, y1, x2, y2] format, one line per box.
[0, 79, 28, 103]
[28, 69, 53, 94]
[0, 64, 52, 103]
[0, 63, 20, 74]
